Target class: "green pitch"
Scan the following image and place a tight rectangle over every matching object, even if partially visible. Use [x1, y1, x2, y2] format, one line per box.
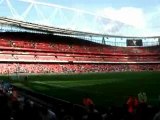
[2, 71, 160, 107]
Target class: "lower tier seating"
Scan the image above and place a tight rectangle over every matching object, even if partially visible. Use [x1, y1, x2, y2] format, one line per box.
[0, 63, 159, 74]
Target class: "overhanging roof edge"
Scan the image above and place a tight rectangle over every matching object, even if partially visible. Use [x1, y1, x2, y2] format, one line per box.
[0, 17, 160, 39]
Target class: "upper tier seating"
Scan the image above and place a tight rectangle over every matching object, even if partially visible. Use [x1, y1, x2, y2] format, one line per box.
[0, 32, 159, 56]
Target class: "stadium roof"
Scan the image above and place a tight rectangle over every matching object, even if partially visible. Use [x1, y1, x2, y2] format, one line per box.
[1, 17, 160, 39]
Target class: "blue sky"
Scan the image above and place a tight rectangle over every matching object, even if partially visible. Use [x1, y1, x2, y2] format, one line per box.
[41, 0, 159, 12]
[0, 0, 160, 36]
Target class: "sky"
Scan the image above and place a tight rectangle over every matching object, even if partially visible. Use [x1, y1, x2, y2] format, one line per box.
[42, 0, 160, 31]
[0, 0, 160, 37]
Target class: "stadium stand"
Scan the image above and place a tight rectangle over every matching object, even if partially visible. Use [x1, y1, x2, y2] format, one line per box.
[0, 32, 159, 74]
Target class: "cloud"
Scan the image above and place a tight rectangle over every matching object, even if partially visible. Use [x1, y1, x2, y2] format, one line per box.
[97, 7, 146, 29]
[95, 6, 160, 36]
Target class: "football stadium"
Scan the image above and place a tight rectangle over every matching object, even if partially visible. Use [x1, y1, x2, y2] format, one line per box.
[0, 0, 160, 120]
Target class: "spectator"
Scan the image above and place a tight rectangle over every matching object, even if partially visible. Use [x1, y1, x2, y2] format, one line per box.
[126, 96, 134, 114]
[83, 95, 94, 108]
[138, 92, 147, 104]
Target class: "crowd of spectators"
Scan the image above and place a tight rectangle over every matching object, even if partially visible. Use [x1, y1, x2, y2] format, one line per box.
[1, 81, 160, 120]
[0, 63, 159, 74]
[0, 80, 57, 120]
